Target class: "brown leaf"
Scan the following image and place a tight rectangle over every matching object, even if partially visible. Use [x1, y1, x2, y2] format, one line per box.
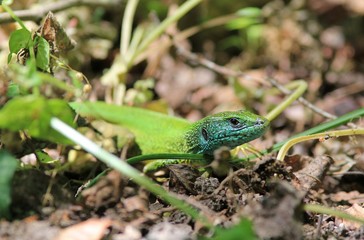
[55, 218, 112, 240]
[330, 191, 364, 204]
[291, 155, 333, 194]
[168, 165, 200, 194]
[37, 11, 75, 54]
[81, 170, 124, 208]
[123, 195, 149, 213]
[337, 204, 364, 229]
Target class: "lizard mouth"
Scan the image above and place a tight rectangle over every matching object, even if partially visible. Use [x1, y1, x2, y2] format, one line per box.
[215, 119, 269, 140]
[201, 121, 269, 154]
[216, 124, 268, 141]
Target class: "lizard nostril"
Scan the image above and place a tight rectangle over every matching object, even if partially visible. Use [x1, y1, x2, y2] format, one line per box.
[255, 118, 265, 125]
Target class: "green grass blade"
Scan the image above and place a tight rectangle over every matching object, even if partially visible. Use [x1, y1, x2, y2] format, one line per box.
[128, 0, 202, 68]
[126, 153, 205, 164]
[232, 107, 364, 163]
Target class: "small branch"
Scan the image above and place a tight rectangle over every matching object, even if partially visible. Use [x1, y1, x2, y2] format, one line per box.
[176, 46, 338, 120]
[177, 46, 265, 84]
[304, 204, 364, 226]
[0, 0, 123, 24]
[267, 77, 337, 120]
[276, 129, 364, 161]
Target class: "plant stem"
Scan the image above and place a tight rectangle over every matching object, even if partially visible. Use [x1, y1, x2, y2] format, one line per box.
[304, 204, 364, 225]
[265, 80, 307, 121]
[128, 0, 202, 69]
[2, 4, 28, 30]
[121, 0, 139, 58]
[126, 153, 205, 164]
[277, 129, 364, 161]
[231, 107, 364, 163]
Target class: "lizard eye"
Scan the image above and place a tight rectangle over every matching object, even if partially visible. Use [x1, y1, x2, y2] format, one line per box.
[229, 118, 240, 127]
[201, 127, 208, 141]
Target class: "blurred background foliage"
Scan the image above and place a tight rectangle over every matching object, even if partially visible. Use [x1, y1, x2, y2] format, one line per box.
[1, 0, 363, 117]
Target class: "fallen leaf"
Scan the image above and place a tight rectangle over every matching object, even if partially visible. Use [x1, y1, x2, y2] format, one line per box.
[81, 170, 124, 208]
[55, 218, 112, 240]
[37, 11, 75, 54]
[330, 191, 364, 204]
[338, 204, 364, 229]
[168, 164, 200, 194]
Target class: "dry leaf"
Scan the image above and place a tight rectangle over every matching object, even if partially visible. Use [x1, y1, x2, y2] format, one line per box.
[330, 191, 364, 204]
[338, 204, 364, 229]
[37, 11, 75, 54]
[55, 218, 112, 240]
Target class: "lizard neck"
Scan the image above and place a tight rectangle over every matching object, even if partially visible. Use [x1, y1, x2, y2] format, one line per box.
[184, 110, 269, 155]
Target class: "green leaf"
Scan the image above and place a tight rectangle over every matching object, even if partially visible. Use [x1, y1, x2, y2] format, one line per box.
[204, 218, 257, 240]
[226, 18, 261, 30]
[236, 7, 262, 18]
[8, 28, 31, 55]
[0, 150, 18, 219]
[6, 82, 20, 97]
[0, 96, 75, 144]
[7, 52, 12, 63]
[2, 0, 14, 5]
[35, 36, 50, 71]
[34, 149, 54, 163]
[247, 24, 264, 46]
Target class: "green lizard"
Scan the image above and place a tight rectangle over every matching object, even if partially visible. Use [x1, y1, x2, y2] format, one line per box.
[70, 81, 309, 171]
[71, 101, 269, 171]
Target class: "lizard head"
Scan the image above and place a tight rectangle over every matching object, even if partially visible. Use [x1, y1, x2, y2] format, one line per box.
[185, 110, 269, 155]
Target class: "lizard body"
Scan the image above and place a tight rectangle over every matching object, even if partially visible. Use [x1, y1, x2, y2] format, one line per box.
[71, 101, 269, 163]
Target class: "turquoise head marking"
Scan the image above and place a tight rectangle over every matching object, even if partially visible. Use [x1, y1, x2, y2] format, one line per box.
[185, 110, 269, 155]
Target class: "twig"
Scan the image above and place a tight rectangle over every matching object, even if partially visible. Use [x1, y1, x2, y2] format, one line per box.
[267, 77, 336, 120]
[0, 0, 123, 24]
[176, 46, 338, 120]
[177, 46, 265, 84]
[314, 214, 323, 239]
[209, 168, 248, 197]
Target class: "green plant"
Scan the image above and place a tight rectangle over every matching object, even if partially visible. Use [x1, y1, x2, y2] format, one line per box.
[223, 7, 264, 51]
[101, 0, 203, 96]
[5, 3, 50, 72]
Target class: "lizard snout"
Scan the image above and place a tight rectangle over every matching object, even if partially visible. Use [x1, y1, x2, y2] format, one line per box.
[255, 118, 266, 126]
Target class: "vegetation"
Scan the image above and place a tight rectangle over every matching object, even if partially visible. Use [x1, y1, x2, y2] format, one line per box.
[0, 0, 363, 239]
